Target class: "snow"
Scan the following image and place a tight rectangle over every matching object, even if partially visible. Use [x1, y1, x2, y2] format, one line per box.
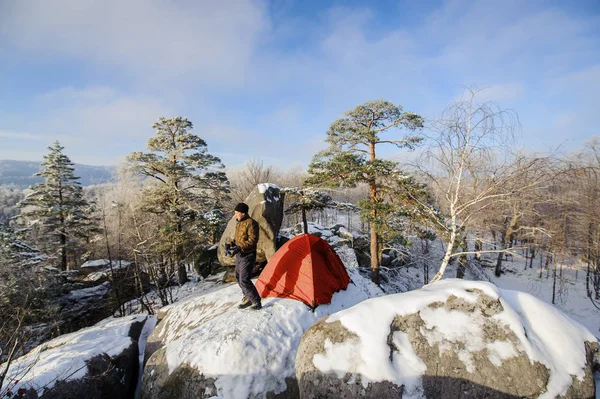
[257, 183, 278, 194]
[80, 259, 110, 268]
[83, 271, 108, 282]
[68, 281, 111, 299]
[295, 222, 334, 238]
[135, 315, 157, 399]
[151, 247, 382, 399]
[80, 259, 131, 269]
[1, 314, 146, 397]
[485, 257, 600, 339]
[319, 279, 596, 399]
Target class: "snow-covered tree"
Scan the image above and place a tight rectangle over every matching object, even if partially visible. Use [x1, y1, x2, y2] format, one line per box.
[0, 225, 49, 382]
[306, 100, 424, 284]
[17, 141, 99, 270]
[127, 117, 229, 284]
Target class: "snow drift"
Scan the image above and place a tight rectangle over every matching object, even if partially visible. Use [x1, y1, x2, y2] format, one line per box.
[296, 279, 599, 399]
[1, 315, 147, 399]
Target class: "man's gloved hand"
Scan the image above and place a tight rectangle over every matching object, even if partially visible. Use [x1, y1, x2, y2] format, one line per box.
[224, 243, 241, 256]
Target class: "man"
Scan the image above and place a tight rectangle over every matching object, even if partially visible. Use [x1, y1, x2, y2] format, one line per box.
[228, 202, 262, 310]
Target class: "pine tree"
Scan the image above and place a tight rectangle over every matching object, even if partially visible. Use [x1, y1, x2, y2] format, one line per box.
[306, 100, 424, 284]
[127, 117, 229, 284]
[18, 141, 99, 270]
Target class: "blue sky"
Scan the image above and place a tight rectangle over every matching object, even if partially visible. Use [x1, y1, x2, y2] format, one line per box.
[0, 0, 599, 169]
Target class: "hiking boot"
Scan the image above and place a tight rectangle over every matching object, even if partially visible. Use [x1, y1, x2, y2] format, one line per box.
[250, 302, 262, 310]
[238, 300, 253, 309]
[240, 296, 248, 304]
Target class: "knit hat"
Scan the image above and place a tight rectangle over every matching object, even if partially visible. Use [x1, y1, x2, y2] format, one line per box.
[234, 202, 249, 214]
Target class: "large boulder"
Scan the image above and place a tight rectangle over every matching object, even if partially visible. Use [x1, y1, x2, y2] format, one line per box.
[140, 246, 381, 399]
[2, 314, 147, 399]
[218, 184, 285, 266]
[296, 279, 599, 399]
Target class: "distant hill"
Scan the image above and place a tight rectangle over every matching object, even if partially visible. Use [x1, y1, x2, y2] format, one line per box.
[0, 160, 116, 187]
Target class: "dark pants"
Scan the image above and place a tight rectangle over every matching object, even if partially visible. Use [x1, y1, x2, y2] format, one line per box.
[235, 251, 261, 304]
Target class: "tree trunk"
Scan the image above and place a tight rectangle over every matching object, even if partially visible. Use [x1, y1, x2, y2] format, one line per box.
[457, 234, 468, 279]
[552, 259, 557, 304]
[495, 214, 520, 277]
[60, 231, 67, 271]
[474, 238, 482, 260]
[302, 208, 308, 235]
[176, 220, 188, 284]
[423, 239, 430, 285]
[431, 227, 457, 283]
[494, 251, 504, 277]
[368, 142, 380, 285]
[587, 261, 592, 298]
[545, 252, 552, 279]
[370, 221, 379, 285]
[177, 264, 187, 285]
[529, 247, 535, 269]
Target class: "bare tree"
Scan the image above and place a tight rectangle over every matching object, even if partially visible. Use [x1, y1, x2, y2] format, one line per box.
[417, 89, 554, 283]
[227, 158, 279, 204]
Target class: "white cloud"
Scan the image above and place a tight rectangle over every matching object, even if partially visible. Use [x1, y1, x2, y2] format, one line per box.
[0, 0, 268, 85]
[0, 130, 46, 141]
[28, 86, 171, 140]
[0, 86, 174, 165]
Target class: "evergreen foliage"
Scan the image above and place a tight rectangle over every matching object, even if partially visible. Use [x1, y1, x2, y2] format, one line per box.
[17, 141, 99, 270]
[306, 100, 425, 284]
[127, 117, 229, 285]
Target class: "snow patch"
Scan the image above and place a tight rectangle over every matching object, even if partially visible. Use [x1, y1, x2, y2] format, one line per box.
[320, 279, 596, 399]
[68, 281, 111, 300]
[80, 259, 131, 269]
[2, 315, 146, 397]
[257, 183, 279, 194]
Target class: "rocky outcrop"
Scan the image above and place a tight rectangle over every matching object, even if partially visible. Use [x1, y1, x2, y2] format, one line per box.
[139, 254, 380, 399]
[218, 184, 285, 266]
[3, 315, 147, 399]
[295, 280, 598, 399]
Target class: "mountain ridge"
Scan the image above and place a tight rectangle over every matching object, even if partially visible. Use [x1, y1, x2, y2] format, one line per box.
[0, 159, 116, 187]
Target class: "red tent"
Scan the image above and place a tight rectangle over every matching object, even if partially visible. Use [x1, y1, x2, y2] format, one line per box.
[255, 234, 350, 308]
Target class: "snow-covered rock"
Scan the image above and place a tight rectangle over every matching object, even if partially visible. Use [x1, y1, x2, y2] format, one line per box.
[218, 184, 285, 267]
[292, 222, 333, 238]
[296, 279, 599, 399]
[1, 315, 147, 399]
[80, 259, 131, 271]
[139, 249, 382, 399]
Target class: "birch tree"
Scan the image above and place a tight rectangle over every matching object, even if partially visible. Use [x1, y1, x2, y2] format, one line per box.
[418, 90, 552, 283]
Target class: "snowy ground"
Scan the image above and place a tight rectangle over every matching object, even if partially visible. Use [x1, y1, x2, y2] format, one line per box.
[147, 246, 382, 399]
[1, 314, 146, 398]
[484, 256, 600, 339]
